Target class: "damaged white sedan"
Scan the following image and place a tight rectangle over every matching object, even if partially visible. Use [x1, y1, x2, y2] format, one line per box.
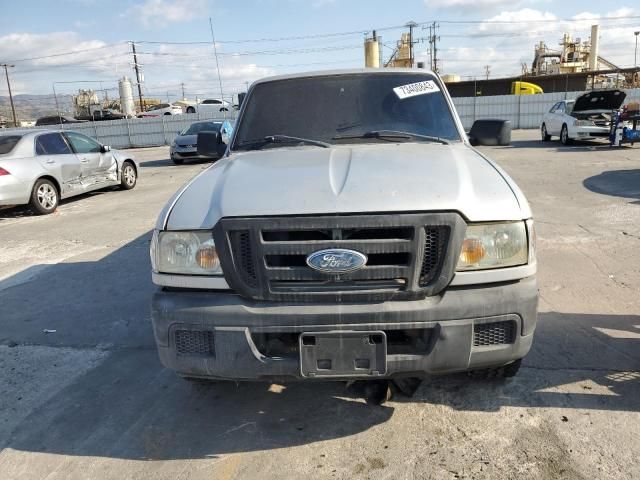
[541, 89, 626, 145]
[0, 129, 138, 214]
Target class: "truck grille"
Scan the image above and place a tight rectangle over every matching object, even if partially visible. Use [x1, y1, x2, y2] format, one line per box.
[214, 213, 465, 302]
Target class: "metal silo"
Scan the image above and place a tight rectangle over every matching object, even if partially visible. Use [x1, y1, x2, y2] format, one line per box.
[119, 76, 135, 117]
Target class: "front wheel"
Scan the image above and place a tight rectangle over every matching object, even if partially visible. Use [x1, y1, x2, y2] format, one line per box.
[172, 157, 184, 165]
[541, 123, 551, 141]
[560, 124, 572, 145]
[120, 161, 137, 190]
[30, 178, 59, 215]
[186, 106, 196, 114]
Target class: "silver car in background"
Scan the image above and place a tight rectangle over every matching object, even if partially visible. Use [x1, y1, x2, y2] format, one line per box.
[170, 120, 233, 164]
[0, 129, 138, 214]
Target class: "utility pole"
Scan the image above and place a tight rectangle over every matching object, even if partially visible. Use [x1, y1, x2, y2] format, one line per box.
[426, 24, 433, 71]
[129, 41, 144, 113]
[425, 22, 440, 73]
[180, 82, 186, 100]
[1, 64, 17, 127]
[406, 21, 418, 68]
[635, 31, 639, 69]
[484, 65, 491, 80]
[209, 17, 226, 119]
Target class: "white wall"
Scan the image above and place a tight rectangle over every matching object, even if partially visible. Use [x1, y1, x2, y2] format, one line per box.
[64, 111, 237, 149]
[452, 88, 640, 130]
[3, 110, 236, 149]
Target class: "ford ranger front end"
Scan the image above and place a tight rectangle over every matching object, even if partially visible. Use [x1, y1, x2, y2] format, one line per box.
[150, 69, 538, 382]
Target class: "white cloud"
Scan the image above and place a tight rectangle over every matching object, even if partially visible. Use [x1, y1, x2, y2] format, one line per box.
[429, 6, 640, 78]
[128, 0, 208, 28]
[0, 32, 128, 69]
[427, 0, 513, 8]
[477, 8, 558, 34]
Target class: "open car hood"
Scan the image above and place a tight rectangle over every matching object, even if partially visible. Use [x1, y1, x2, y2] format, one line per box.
[573, 90, 626, 112]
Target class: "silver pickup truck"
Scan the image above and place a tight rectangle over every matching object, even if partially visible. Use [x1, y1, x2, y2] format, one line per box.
[150, 69, 538, 384]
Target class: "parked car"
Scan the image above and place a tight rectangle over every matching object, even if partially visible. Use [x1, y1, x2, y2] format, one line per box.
[184, 99, 232, 114]
[138, 103, 183, 117]
[170, 120, 234, 164]
[150, 69, 538, 385]
[35, 115, 87, 126]
[74, 109, 126, 122]
[541, 89, 626, 145]
[0, 129, 138, 214]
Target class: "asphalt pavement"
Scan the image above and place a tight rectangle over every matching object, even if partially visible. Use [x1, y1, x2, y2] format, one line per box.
[0, 130, 639, 480]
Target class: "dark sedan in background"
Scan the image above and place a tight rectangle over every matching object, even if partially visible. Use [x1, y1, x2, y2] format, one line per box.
[170, 120, 233, 164]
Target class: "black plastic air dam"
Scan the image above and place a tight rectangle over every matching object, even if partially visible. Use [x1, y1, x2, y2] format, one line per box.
[151, 276, 538, 380]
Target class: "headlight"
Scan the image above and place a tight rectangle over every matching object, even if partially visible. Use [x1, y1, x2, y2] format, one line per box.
[151, 230, 222, 275]
[457, 222, 529, 271]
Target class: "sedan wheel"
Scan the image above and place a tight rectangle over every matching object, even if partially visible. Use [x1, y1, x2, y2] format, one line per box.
[30, 179, 59, 215]
[120, 162, 137, 190]
[560, 124, 572, 145]
[541, 124, 551, 141]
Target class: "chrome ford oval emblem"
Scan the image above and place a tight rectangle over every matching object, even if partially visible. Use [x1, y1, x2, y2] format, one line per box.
[306, 249, 367, 274]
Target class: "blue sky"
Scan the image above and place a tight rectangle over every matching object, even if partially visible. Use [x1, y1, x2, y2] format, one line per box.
[1, 0, 639, 102]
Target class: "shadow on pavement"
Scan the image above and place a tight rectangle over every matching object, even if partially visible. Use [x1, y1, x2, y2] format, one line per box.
[0, 190, 113, 221]
[410, 312, 640, 414]
[140, 158, 214, 168]
[499, 139, 614, 150]
[583, 169, 640, 202]
[1, 232, 639, 460]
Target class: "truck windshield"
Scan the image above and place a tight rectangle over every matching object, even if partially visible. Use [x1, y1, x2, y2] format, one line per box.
[232, 73, 460, 151]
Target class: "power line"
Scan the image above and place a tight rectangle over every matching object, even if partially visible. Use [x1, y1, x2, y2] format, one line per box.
[136, 44, 362, 57]
[6, 14, 640, 64]
[5, 43, 126, 63]
[437, 14, 640, 24]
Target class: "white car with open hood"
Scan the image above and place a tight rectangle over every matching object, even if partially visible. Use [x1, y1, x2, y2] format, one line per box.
[149, 69, 538, 385]
[540, 89, 626, 145]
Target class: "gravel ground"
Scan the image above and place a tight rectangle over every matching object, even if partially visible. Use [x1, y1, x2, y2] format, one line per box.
[0, 130, 638, 479]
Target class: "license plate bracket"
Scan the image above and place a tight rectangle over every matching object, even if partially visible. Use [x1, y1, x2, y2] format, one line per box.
[299, 331, 387, 378]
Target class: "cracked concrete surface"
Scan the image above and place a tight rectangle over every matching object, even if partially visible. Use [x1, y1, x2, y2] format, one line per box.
[0, 131, 639, 479]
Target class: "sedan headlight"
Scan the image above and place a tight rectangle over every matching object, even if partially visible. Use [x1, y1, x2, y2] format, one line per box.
[457, 221, 529, 271]
[151, 230, 223, 275]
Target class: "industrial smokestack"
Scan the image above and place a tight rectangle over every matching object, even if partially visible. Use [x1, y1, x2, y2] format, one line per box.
[589, 24, 599, 71]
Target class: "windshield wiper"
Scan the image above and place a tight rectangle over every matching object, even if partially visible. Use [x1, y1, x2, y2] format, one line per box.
[332, 130, 450, 145]
[236, 134, 331, 150]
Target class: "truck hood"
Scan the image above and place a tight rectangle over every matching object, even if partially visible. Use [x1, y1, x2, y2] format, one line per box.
[163, 142, 529, 230]
[573, 89, 626, 112]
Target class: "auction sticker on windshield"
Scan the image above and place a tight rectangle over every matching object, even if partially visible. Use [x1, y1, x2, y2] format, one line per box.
[393, 80, 440, 100]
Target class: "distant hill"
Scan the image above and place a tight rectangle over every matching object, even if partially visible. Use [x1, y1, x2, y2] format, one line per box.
[0, 94, 75, 122]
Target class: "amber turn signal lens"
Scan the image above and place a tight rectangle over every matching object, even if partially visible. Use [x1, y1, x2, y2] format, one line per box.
[196, 246, 220, 270]
[459, 238, 486, 265]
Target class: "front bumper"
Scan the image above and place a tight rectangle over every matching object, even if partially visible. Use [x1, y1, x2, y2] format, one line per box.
[171, 145, 213, 160]
[573, 125, 610, 138]
[151, 276, 538, 381]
